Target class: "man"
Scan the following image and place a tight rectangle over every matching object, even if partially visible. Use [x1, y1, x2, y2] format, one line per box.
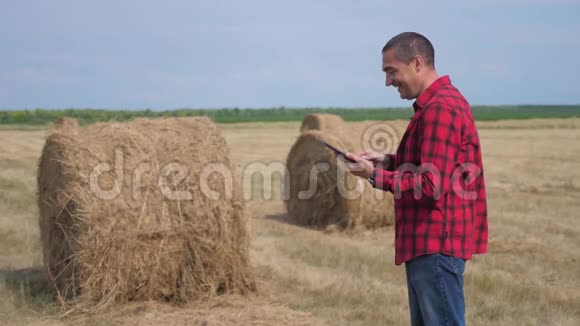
[343, 32, 488, 326]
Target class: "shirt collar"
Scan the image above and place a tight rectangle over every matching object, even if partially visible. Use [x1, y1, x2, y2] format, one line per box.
[413, 75, 451, 113]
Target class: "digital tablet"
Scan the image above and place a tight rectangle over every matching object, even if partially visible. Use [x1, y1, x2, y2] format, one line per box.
[319, 140, 357, 163]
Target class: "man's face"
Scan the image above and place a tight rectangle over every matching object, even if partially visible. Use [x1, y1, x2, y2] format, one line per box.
[382, 49, 420, 100]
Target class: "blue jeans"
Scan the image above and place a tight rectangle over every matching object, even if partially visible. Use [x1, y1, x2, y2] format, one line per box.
[405, 254, 466, 326]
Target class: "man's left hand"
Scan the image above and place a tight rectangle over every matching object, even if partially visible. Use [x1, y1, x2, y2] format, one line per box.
[341, 152, 375, 179]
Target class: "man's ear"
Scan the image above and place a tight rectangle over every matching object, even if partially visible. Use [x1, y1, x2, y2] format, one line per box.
[414, 55, 424, 73]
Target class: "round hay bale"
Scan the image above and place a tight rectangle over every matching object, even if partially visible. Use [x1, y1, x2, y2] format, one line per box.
[54, 117, 79, 129]
[284, 130, 393, 229]
[299, 113, 345, 133]
[37, 117, 255, 308]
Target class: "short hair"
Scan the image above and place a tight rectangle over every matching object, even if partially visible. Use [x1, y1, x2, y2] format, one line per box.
[382, 32, 435, 67]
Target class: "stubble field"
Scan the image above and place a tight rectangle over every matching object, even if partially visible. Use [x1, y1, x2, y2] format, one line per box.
[0, 118, 579, 325]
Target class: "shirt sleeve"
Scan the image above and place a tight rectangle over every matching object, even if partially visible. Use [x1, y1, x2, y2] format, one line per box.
[374, 104, 461, 199]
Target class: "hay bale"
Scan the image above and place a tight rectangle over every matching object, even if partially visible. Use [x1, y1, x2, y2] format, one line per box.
[37, 117, 255, 308]
[284, 130, 393, 229]
[299, 113, 345, 133]
[54, 117, 79, 129]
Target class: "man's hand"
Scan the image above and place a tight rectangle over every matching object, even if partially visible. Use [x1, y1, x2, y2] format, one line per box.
[341, 152, 375, 179]
[360, 151, 393, 168]
[359, 151, 386, 166]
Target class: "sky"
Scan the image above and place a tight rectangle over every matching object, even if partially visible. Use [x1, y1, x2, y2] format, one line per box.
[0, 0, 579, 110]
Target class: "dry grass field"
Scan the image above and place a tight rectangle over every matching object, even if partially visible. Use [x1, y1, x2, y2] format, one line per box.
[0, 118, 579, 325]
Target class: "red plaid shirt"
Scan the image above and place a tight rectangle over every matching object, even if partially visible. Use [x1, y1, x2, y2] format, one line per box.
[375, 76, 488, 265]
